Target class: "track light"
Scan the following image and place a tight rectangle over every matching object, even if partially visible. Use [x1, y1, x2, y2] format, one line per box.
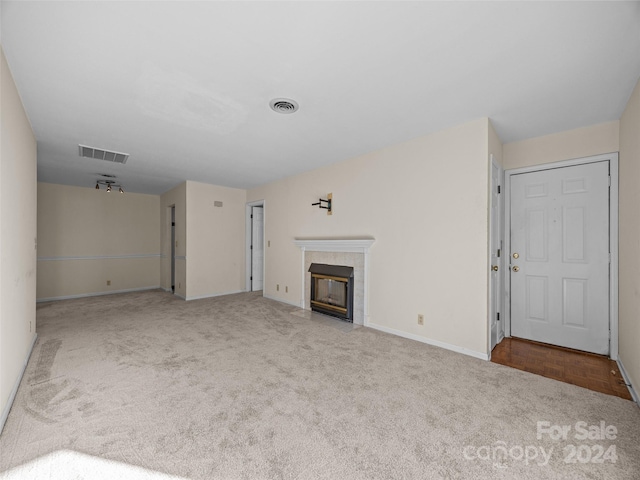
[94, 179, 124, 193]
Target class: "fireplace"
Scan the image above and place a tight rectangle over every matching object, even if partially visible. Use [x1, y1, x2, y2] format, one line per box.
[308, 263, 354, 322]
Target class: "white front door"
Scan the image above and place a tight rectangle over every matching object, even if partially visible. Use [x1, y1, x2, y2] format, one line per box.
[251, 206, 264, 291]
[510, 161, 610, 354]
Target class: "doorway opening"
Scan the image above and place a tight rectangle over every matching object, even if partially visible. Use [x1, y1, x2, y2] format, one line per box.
[246, 200, 265, 292]
[503, 153, 619, 359]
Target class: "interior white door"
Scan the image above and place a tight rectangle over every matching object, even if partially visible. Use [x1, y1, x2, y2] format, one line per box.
[489, 157, 502, 351]
[251, 206, 264, 291]
[510, 161, 610, 354]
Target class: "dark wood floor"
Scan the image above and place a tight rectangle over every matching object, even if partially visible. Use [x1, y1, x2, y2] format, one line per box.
[491, 337, 632, 401]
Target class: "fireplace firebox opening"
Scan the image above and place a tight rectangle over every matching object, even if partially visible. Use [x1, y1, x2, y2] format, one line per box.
[308, 263, 354, 322]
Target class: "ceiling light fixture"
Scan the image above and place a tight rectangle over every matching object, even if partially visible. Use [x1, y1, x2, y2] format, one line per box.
[95, 179, 125, 194]
[269, 98, 299, 114]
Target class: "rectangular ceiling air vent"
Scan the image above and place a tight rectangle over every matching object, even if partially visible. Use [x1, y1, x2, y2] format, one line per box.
[79, 144, 129, 164]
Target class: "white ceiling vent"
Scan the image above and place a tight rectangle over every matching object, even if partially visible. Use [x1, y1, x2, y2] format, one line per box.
[269, 98, 299, 114]
[79, 145, 129, 164]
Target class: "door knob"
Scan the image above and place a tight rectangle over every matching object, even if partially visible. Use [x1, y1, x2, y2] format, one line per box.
[512, 266, 520, 272]
[491, 265, 499, 271]
[513, 253, 519, 259]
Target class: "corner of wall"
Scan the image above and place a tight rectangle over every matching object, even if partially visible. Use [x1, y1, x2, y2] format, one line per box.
[618, 75, 640, 395]
[488, 118, 504, 166]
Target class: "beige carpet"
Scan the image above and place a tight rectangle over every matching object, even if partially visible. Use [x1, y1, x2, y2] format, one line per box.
[1, 290, 639, 479]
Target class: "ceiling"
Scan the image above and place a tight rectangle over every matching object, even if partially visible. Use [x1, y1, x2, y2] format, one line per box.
[2, 1, 639, 195]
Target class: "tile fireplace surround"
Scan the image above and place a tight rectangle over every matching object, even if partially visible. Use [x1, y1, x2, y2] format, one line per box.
[293, 239, 375, 325]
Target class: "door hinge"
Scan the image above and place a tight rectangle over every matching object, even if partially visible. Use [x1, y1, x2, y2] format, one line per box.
[497, 185, 501, 194]
[250, 245, 253, 250]
[608, 176, 611, 187]
[172, 222, 175, 226]
[250, 276, 253, 281]
[497, 312, 500, 322]
[251, 214, 253, 219]
[497, 249, 501, 258]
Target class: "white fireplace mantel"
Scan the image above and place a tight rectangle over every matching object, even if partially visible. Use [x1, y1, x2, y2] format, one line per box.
[294, 238, 375, 325]
[293, 238, 375, 253]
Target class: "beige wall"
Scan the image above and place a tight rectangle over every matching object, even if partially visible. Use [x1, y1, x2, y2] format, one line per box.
[619, 77, 640, 395]
[160, 181, 246, 300]
[503, 121, 619, 170]
[248, 118, 493, 357]
[160, 182, 187, 297]
[185, 181, 246, 299]
[488, 120, 503, 167]
[1, 47, 37, 427]
[37, 183, 160, 300]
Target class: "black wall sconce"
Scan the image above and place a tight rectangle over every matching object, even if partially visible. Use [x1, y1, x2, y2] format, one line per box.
[312, 193, 332, 215]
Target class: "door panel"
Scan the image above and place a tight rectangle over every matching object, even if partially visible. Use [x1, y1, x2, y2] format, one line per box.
[489, 157, 502, 351]
[526, 208, 547, 261]
[251, 207, 264, 291]
[510, 161, 609, 354]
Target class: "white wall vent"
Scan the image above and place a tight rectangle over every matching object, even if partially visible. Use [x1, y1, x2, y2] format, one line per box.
[79, 145, 129, 164]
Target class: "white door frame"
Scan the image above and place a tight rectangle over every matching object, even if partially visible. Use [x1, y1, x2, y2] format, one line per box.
[503, 153, 619, 359]
[488, 154, 504, 357]
[171, 205, 176, 293]
[245, 200, 265, 292]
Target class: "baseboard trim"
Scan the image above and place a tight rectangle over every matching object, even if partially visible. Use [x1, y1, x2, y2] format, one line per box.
[185, 290, 244, 301]
[616, 358, 639, 404]
[367, 322, 489, 361]
[263, 294, 303, 308]
[1, 333, 37, 434]
[36, 286, 161, 303]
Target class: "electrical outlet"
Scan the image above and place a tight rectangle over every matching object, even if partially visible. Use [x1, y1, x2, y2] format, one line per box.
[107, 280, 111, 286]
[418, 314, 424, 326]
[285, 286, 288, 293]
[277, 284, 280, 291]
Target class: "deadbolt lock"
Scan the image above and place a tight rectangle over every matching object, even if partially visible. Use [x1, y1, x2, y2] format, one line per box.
[491, 265, 499, 271]
[512, 266, 520, 272]
[513, 253, 519, 259]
